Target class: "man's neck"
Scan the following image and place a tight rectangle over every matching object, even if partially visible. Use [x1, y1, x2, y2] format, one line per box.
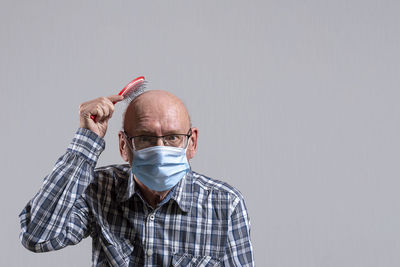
[134, 177, 171, 209]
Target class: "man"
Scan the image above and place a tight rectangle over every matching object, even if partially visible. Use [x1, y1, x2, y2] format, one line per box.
[20, 90, 254, 266]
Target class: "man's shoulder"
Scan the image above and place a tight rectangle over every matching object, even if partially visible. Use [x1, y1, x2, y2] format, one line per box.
[190, 171, 245, 202]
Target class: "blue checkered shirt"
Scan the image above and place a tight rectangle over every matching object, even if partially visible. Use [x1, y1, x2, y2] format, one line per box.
[19, 128, 254, 266]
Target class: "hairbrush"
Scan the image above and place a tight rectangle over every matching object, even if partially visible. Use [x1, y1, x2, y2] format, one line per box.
[90, 76, 146, 120]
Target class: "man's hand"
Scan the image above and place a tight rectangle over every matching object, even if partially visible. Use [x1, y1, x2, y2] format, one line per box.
[79, 95, 124, 138]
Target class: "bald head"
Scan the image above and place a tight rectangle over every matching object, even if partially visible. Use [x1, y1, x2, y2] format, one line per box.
[123, 90, 191, 136]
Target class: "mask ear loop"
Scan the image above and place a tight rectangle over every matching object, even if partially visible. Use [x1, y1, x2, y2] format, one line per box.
[186, 128, 195, 151]
[185, 132, 193, 170]
[122, 131, 137, 180]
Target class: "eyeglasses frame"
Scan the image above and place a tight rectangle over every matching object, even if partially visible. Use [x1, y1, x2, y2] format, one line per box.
[123, 128, 193, 151]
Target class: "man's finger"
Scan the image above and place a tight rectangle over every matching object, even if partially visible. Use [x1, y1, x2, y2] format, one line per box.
[107, 95, 124, 104]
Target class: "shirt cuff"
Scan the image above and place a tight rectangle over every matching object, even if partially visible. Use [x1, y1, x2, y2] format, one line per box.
[67, 128, 105, 165]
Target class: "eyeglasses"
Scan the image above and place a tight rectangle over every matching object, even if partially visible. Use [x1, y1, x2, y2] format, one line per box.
[124, 128, 192, 150]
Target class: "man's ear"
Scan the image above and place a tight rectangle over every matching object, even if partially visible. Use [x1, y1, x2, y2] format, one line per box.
[187, 127, 198, 160]
[118, 131, 131, 163]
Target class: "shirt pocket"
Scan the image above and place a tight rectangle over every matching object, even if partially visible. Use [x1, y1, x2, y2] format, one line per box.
[171, 253, 221, 267]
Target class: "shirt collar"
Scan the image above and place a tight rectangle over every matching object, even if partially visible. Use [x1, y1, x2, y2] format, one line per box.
[170, 170, 194, 213]
[116, 166, 136, 203]
[116, 167, 194, 213]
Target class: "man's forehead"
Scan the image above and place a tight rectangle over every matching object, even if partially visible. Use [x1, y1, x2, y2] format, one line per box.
[123, 90, 190, 132]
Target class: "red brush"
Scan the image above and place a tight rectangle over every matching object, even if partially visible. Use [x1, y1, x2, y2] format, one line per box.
[90, 76, 146, 120]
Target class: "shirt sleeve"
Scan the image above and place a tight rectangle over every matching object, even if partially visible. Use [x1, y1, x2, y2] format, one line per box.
[19, 128, 105, 252]
[223, 195, 255, 266]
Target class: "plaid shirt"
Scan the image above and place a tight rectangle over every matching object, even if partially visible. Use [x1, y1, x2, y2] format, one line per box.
[19, 128, 254, 266]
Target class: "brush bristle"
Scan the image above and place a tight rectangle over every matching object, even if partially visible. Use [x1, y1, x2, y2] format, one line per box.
[122, 80, 147, 103]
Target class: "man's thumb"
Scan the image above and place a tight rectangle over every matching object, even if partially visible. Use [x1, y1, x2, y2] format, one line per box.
[108, 95, 124, 104]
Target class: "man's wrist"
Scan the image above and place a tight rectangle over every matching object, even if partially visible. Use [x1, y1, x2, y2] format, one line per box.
[67, 128, 106, 166]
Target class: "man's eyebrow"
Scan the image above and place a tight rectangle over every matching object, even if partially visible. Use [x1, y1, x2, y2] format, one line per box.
[133, 129, 155, 136]
[133, 129, 186, 136]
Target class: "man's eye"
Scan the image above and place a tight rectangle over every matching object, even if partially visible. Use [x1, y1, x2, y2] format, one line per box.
[165, 135, 179, 142]
[137, 136, 153, 143]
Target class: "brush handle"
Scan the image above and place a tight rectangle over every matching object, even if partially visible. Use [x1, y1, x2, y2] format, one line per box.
[90, 76, 145, 121]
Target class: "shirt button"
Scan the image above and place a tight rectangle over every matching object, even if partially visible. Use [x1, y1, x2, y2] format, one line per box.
[149, 214, 155, 221]
[147, 249, 153, 256]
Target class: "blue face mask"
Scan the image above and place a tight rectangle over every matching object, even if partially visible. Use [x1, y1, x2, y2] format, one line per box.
[131, 146, 190, 192]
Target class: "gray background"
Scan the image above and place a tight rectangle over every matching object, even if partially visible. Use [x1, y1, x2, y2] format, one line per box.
[1, 0, 399, 266]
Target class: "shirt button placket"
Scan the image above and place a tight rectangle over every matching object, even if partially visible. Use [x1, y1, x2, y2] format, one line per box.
[145, 212, 156, 264]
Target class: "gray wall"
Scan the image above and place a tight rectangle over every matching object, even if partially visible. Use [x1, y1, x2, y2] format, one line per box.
[1, 1, 399, 266]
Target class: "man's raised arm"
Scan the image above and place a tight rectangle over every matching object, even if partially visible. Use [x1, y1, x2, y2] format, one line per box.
[19, 95, 122, 252]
